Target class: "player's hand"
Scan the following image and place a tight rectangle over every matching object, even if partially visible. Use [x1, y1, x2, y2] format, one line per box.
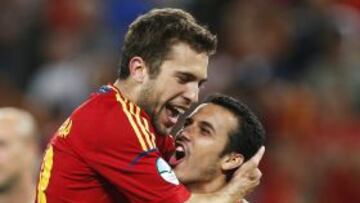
[240, 199, 250, 203]
[229, 146, 265, 199]
[187, 147, 265, 203]
[236, 199, 250, 203]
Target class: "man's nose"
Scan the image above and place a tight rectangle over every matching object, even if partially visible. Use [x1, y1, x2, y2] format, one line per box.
[182, 83, 199, 105]
[177, 127, 192, 142]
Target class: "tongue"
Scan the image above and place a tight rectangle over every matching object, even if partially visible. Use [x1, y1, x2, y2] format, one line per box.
[168, 115, 178, 124]
[166, 107, 179, 124]
[169, 153, 181, 167]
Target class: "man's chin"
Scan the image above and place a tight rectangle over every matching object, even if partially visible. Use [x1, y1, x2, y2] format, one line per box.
[153, 123, 172, 136]
[159, 127, 173, 136]
[173, 170, 190, 185]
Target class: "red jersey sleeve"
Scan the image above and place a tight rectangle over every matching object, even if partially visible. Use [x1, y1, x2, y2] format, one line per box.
[67, 87, 190, 203]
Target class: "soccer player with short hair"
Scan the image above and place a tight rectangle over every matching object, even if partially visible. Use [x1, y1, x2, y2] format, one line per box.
[36, 8, 264, 203]
[171, 95, 265, 202]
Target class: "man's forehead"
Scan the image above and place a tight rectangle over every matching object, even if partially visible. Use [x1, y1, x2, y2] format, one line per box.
[188, 103, 238, 131]
[188, 103, 227, 123]
[188, 103, 209, 118]
[164, 42, 208, 77]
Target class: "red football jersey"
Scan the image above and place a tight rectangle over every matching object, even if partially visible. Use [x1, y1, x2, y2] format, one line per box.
[35, 85, 190, 203]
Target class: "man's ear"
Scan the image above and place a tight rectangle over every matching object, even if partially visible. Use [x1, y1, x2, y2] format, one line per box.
[128, 56, 147, 82]
[221, 153, 244, 171]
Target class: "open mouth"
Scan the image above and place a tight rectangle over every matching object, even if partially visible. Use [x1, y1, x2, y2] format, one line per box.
[169, 143, 187, 167]
[165, 104, 186, 126]
[175, 145, 186, 160]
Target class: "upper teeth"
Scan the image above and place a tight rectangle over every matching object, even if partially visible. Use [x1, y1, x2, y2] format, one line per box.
[174, 107, 185, 115]
[176, 145, 184, 152]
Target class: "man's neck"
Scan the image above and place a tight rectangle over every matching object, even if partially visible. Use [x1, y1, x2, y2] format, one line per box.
[186, 175, 227, 194]
[113, 79, 139, 104]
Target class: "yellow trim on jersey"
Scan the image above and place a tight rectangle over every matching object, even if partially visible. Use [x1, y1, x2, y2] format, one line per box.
[130, 103, 155, 149]
[141, 117, 156, 148]
[37, 145, 54, 203]
[115, 93, 148, 151]
[109, 85, 157, 151]
[58, 118, 72, 138]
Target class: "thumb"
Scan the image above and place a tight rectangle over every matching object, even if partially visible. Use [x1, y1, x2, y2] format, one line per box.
[238, 146, 265, 172]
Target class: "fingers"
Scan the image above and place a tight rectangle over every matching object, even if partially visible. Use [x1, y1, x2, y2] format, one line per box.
[240, 146, 265, 171]
[249, 168, 262, 181]
[251, 146, 265, 166]
[226, 146, 265, 200]
[250, 168, 262, 190]
[242, 199, 250, 203]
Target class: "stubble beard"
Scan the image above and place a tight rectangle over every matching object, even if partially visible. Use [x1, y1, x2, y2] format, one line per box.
[137, 83, 167, 136]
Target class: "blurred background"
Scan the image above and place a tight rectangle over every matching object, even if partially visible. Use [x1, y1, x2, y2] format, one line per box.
[1, 0, 359, 202]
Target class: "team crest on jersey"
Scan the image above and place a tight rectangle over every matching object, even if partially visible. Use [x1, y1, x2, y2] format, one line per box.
[156, 158, 179, 185]
[57, 118, 72, 138]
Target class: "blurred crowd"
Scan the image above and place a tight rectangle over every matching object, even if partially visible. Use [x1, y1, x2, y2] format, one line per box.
[0, 0, 359, 203]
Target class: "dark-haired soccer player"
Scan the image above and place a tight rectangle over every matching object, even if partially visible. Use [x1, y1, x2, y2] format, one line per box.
[36, 8, 264, 203]
[171, 95, 265, 203]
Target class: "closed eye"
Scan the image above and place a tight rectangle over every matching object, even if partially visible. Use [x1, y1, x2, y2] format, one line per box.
[176, 72, 207, 87]
[176, 73, 194, 84]
[199, 121, 215, 134]
[200, 127, 211, 135]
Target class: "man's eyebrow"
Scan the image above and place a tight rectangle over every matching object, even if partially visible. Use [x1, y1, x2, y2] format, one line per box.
[199, 120, 216, 133]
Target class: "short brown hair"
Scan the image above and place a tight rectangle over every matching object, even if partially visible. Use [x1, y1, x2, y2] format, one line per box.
[118, 8, 217, 79]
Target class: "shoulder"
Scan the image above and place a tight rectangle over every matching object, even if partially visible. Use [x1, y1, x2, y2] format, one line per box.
[70, 87, 129, 131]
[73, 88, 123, 120]
[63, 88, 131, 147]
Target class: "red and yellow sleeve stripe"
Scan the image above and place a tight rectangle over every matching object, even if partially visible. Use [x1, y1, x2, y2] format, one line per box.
[110, 85, 157, 152]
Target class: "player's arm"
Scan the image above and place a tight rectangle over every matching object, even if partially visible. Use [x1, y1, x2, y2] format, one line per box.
[185, 146, 265, 203]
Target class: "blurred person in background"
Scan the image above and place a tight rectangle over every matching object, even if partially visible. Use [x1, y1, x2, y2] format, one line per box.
[0, 0, 43, 90]
[0, 107, 39, 203]
[171, 95, 265, 203]
[27, 0, 109, 117]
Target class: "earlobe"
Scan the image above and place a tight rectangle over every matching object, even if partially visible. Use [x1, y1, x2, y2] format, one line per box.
[221, 153, 244, 171]
[129, 56, 147, 82]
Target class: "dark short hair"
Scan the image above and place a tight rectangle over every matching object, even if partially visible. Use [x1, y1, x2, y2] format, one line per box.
[203, 94, 265, 161]
[118, 8, 217, 79]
